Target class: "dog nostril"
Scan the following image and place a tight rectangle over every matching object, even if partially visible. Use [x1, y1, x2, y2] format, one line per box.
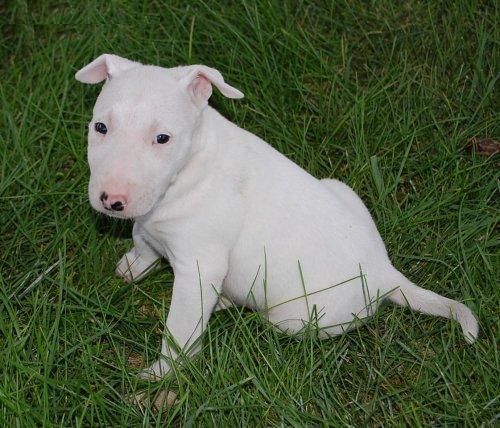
[100, 192, 108, 202]
[111, 201, 124, 211]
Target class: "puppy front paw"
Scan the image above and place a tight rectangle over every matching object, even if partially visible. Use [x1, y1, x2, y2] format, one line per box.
[137, 359, 171, 381]
[116, 249, 158, 283]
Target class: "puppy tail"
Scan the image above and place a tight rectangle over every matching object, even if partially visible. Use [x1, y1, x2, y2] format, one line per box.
[386, 271, 478, 343]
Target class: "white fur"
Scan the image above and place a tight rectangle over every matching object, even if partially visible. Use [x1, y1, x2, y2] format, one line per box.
[76, 54, 479, 380]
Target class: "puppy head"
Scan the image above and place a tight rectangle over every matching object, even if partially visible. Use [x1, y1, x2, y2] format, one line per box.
[76, 54, 243, 219]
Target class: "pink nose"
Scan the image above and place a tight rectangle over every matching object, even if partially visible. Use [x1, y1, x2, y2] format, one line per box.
[100, 192, 127, 212]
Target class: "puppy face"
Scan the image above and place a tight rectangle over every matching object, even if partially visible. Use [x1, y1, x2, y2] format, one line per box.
[76, 55, 243, 219]
[86, 67, 199, 218]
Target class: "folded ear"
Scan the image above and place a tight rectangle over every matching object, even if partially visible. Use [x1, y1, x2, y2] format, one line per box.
[75, 54, 141, 84]
[180, 65, 244, 106]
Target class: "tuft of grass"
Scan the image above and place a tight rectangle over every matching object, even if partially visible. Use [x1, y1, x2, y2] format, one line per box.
[1, 0, 498, 425]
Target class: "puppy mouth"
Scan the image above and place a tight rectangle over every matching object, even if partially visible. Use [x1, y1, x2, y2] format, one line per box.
[106, 210, 128, 218]
[99, 207, 131, 219]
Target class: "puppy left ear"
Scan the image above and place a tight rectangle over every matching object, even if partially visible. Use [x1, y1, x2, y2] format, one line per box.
[180, 65, 244, 106]
[75, 54, 141, 84]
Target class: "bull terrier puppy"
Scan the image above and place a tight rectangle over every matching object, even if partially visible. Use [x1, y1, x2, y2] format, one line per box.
[76, 54, 478, 379]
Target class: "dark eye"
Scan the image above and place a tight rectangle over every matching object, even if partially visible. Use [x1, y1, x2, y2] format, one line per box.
[156, 134, 170, 144]
[95, 122, 107, 134]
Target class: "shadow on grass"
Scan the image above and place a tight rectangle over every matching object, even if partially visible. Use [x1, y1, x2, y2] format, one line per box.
[91, 210, 133, 239]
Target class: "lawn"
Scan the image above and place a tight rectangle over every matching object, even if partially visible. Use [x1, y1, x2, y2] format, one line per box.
[1, 0, 498, 425]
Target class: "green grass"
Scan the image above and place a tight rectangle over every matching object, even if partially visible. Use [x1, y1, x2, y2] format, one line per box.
[1, 0, 499, 425]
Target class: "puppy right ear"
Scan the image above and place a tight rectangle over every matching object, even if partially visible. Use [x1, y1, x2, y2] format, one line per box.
[75, 54, 141, 84]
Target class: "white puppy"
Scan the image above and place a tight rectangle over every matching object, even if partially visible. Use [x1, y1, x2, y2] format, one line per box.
[76, 54, 478, 379]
